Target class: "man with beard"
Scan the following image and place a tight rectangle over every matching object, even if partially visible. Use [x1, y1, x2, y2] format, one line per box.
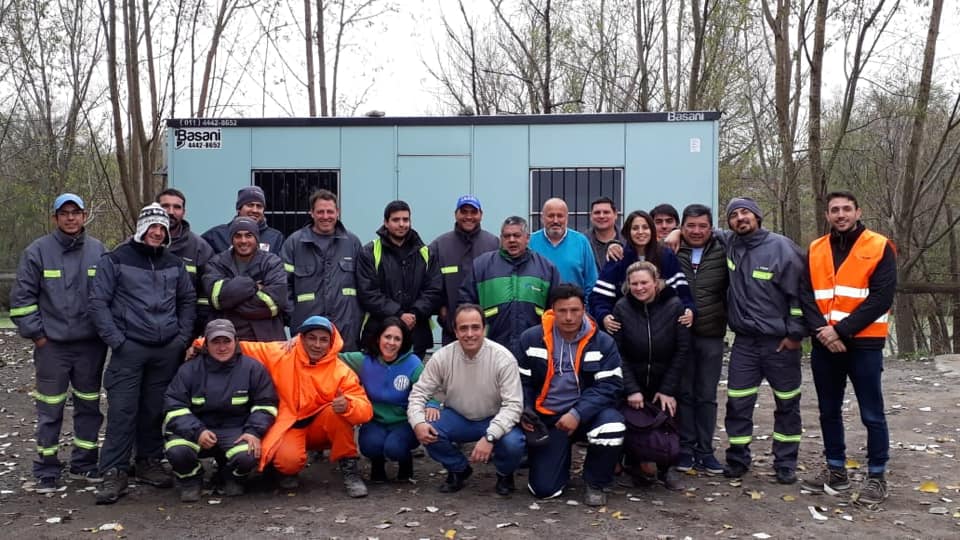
[587, 197, 623, 272]
[203, 217, 289, 341]
[357, 200, 442, 358]
[157, 188, 214, 337]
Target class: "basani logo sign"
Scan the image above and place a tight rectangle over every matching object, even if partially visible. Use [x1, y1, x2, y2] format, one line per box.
[174, 128, 222, 149]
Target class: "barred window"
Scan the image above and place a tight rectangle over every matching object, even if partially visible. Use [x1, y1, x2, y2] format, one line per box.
[529, 168, 624, 233]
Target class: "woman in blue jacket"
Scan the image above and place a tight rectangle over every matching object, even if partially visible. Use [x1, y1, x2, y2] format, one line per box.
[589, 210, 695, 334]
[340, 317, 437, 482]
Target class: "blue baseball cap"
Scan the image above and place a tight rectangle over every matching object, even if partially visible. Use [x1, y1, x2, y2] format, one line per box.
[53, 193, 85, 213]
[298, 315, 334, 335]
[456, 195, 482, 211]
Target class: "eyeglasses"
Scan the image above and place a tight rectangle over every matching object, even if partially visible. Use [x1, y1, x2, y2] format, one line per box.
[56, 210, 85, 217]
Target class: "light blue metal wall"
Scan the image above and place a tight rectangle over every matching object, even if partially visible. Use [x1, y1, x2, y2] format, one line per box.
[167, 118, 718, 244]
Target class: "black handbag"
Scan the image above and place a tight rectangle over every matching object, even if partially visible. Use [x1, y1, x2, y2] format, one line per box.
[620, 404, 680, 465]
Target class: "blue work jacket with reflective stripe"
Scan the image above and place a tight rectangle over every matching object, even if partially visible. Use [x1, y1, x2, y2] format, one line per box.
[10, 229, 106, 342]
[202, 249, 289, 342]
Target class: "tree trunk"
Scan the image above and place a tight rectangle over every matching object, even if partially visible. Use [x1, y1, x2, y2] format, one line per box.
[316, 0, 327, 116]
[807, 0, 828, 235]
[893, 0, 943, 356]
[304, 0, 316, 116]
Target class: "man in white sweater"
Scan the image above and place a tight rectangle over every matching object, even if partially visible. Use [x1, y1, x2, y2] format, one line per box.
[408, 304, 525, 496]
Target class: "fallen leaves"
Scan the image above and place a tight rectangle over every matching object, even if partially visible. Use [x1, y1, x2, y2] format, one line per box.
[919, 480, 940, 494]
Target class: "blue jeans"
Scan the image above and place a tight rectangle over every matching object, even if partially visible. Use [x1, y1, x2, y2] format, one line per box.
[425, 408, 525, 475]
[810, 346, 889, 474]
[358, 421, 418, 462]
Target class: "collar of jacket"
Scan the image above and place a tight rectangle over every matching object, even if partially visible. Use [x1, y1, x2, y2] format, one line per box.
[201, 349, 240, 371]
[376, 225, 425, 250]
[540, 309, 598, 348]
[454, 223, 484, 242]
[732, 227, 770, 249]
[53, 227, 85, 250]
[829, 221, 865, 252]
[169, 219, 194, 244]
[498, 247, 531, 264]
[130, 238, 166, 258]
[371, 349, 416, 367]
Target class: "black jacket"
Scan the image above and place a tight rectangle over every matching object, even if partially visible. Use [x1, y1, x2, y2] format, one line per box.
[163, 351, 278, 441]
[428, 224, 499, 343]
[89, 240, 196, 349]
[168, 220, 215, 338]
[612, 286, 691, 399]
[356, 227, 442, 353]
[677, 236, 729, 338]
[203, 249, 290, 341]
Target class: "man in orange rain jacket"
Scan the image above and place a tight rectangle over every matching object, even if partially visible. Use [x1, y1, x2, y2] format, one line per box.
[196, 315, 373, 497]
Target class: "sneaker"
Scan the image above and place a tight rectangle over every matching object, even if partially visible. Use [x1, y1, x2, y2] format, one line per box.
[135, 458, 173, 488]
[723, 462, 748, 479]
[35, 477, 60, 494]
[339, 457, 368, 498]
[857, 475, 888, 505]
[495, 473, 515, 496]
[801, 466, 850, 493]
[369, 458, 388, 483]
[696, 455, 725, 476]
[278, 473, 299, 490]
[397, 457, 414, 482]
[775, 467, 797, 485]
[95, 469, 128, 505]
[220, 476, 244, 497]
[179, 481, 201, 503]
[438, 465, 473, 493]
[584, 485, 607, 507]
[675, 453, 695, 472]
[68, 469, 103, 484]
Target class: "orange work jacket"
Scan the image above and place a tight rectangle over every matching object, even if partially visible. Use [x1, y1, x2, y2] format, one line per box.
[808, 229, 891, 339]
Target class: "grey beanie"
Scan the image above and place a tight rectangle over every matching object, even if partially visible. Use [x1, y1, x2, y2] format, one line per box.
[229, 216, 260, 242]
[726, 197, 763, 222]
[134, 203, 171, 246]
[236, 186, 266, 210]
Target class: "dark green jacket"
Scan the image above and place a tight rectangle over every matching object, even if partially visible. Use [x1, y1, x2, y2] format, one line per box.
[677, 237, 729, 338]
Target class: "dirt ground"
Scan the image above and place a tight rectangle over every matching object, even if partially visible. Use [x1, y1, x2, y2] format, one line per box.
[0, 329, 958, 540]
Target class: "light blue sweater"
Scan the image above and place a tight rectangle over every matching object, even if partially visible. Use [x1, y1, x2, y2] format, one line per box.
[529, 229, 598, 296]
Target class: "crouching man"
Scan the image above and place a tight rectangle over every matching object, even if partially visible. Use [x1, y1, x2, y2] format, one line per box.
[163, 319, 278, 502]
[407, 304, 526, 495]
[221, 316, 373, 497]
[518, 284, 625, 506]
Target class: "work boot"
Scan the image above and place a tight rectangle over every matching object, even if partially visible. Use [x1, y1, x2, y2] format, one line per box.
[220, 476, 244, 497]
[801, 466, 850, 493]
[775, 467, 797, 485]
[584, 485, 607, 507]
[438, 465, 473, 493]
[339, 457, 368, 498]
[135, 458, 173, 488]
[495, 473, 515, 496]
[35, 476, 60, 494]
[369, 457, 388, 483]
[95, 469, 128, 505]
[397, 457, 414, 482]
[857, 474, 888, 505]
[277, 473, 299, 490]
[179, 480, 201, 503]
[723, 461, 748, 479]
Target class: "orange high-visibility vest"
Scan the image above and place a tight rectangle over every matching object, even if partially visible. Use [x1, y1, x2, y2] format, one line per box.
[808, 229, 892, 338]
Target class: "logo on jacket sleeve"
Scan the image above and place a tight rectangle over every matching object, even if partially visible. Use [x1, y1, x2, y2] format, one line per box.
[393, 375, 411, 392]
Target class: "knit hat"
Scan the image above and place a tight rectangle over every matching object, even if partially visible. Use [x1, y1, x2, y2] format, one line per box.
[53, 193, 84, 213]
[134, 203, 170, 246]
[229, 216, 260, 241]
[726, 197, 763, 223]
[205, 319, 236, 341]
[298, 315, 334, 336]
[236, 186, 266, 210]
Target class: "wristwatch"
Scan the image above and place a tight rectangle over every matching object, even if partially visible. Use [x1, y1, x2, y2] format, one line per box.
[485, 433, 496, 443]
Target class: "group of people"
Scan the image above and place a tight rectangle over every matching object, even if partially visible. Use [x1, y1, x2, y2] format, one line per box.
[9, 184, 895, 508]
